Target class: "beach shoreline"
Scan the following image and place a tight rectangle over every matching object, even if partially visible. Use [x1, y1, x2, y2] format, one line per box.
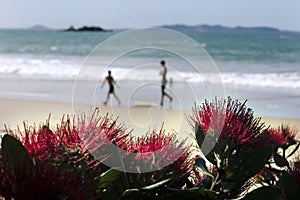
[1, 98, 299, 141]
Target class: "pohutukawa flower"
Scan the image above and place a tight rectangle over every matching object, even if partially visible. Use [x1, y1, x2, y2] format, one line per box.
[120, 128, 192, 170]
[77, 109, 196, 188]
[252, 125, 297, 149]
[189, 97, 267, 146]
[269, 126, 297, 146]
[12, 115, 81, 160]
[77, 110, 129, 163]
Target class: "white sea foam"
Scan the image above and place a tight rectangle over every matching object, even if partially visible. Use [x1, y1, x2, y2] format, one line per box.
[0, 56, 81, 81]
[0, 56, 300, 89]
[220, 72, 300, 89]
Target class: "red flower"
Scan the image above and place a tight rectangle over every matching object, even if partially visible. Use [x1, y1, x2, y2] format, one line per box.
[3, 108, 197, 192]
[124, 129, 193, 176]
[269, 126, 297, 146]
[189, 99, 226, 133]
[125, 129, 195, 188]
[252, 125, 297, 148]
[0, 149, 99, 199]
[17, 115, 81, 160]
[77, 110, 129, 165]
[189, 97, 267, 146]
[78, 109, 193, 174]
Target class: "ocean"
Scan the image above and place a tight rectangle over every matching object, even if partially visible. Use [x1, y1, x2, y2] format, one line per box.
[0, 27, 300, 119]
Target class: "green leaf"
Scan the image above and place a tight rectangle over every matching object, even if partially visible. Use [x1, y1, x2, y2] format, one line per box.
[197, 186, 217, 198]
[220, 138, 238, 160]
[107, 140, 125, 170]
[123, 150, 139, 170]
[195, 122, 206, 148]
[222, 181, 238, 193]
[120, 179, 171, 199]
[195, 157, 207, 171]
[163, 187, 217, 200]
[242, 186, 282, 200]
[121, 189, 145, 200]
[205, 150, 218, 166]
[122, 187, 218, 200]
[199, 176, 213, 190]
[203, 132, 221, 166]
[273, 153, 289, 168]
[165, 191, 204, 200]
[97, 168, 122, 191]
[282, 171, 300, 200]
[1, 134, 35, 177]
[223, 145, 272, 190]
[141, 178, 172, 191]
[195, 157, 212, 175]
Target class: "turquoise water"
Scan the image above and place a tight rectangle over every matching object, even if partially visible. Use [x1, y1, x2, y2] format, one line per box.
[1, 29, 299, 63]
[0, 28, 300, 118]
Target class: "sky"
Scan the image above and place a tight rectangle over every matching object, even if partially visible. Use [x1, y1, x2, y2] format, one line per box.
[0, 0, 299, 31]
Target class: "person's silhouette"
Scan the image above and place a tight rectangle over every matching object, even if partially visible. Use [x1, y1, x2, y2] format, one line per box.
[101, 70, 121, 105]
[159, 60, 172, 106]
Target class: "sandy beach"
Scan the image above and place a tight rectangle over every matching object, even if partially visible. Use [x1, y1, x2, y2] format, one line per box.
[0, 98, 193, 143]
[1, 98, 299, 142]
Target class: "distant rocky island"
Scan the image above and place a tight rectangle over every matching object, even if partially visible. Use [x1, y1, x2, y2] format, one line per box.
[24, 24, 299, 35]
[64, 26, 112, 32]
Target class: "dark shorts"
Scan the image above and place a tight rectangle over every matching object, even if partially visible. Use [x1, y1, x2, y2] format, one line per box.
[109, 85, 114, 93]
[161, 85, 165, 94]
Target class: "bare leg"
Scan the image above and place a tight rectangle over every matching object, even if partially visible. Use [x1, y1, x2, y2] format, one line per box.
[161, 93, 172, 106]
[160, 86, 165, 106]
[161, 85, 172, 106]
[165, 92, 173, 102]
[104, 93, 110, 105]
[113, 92, 121, 105]
[160, 94, 164, 106]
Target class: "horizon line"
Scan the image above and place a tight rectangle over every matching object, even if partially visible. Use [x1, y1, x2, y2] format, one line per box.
[0, 23, 299, 33]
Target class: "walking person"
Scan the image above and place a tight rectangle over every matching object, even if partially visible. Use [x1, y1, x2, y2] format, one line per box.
[159, 60, 172, 106]
[101, 70, 121, 105]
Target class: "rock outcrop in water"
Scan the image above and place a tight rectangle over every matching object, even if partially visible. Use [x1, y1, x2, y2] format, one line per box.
[64, 26, 112, 32]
